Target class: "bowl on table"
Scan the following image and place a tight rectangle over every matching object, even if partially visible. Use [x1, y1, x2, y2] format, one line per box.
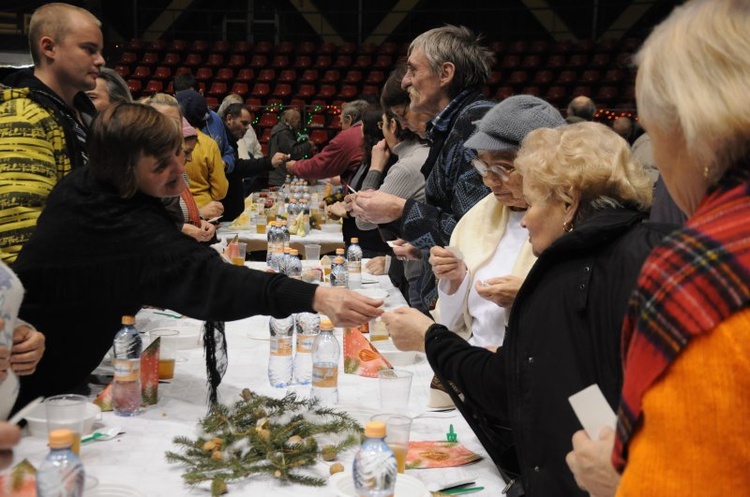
[320, 223, 342, 233]
[353, 288, 389, 301]
[25, 402, 101, 438]
[374, 338, 418, 366]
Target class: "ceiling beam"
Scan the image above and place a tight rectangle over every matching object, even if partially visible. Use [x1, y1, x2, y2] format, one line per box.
[520, 0, 577, 41]
[142, 0, 195, 42]
[365, 0, 420, 46]
[288, 0, 344, 45]
[599, 1, 657, 40]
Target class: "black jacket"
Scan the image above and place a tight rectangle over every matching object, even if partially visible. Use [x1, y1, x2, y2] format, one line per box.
[268, 122, 313, 186]
[425, 208, 675, 497]
[221, 123, 273, 222]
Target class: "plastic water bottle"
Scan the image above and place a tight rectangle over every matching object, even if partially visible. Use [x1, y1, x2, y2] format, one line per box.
[36, 429, 85, 497]
[330, 256, 348, 288]
[346, 237, 363, 289]
[268, 315, 294, 387]
[294, 313, 320, 385]
[352, 421, 397, 497]
[112, 315, 142, 416]
[311, 317, 339, 404]
[266, 221, 280, 266]
[286, 249, 303, 278]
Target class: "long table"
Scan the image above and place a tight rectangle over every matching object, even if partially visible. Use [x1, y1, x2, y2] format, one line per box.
[7, 266, 507, 496]
[218, 227, 345, 256]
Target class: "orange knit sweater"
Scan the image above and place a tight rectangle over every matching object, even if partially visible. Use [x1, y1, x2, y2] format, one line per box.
[617, 308, 750, 496]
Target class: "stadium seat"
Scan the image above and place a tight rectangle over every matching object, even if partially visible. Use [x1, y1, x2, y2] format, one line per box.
[602, 68, 625, 84]
[507, 40, 528, 53]
[338, 41, 357, 54]
[343, 70, 362, 84]
[257, 69, 276, 83]
[152, 66, 171, 80]
[250, 83, 270, 98]
[373, 54, 393, 69]
[556, 70, 578, 85]
[295, 84, 316, 99]
[352, 55, 372, 69]
[162, 52, 181, 66]
[141, 52, 159, 65]
[114, 65, 130, 78]
[317, 85, 337, 100]
[520, 86, 541, 97]
[127, 79, 142, 94]
[378, 41, 398, 55]
[495, 86, 514, 100]
[189, 40, 208, 53]
[521, 55, 542, 69]
[208, 82, 228, 98]
[271, 55, 290, 69]
[507, 70, 528, 86]
[310, 129, 330, 146]
[581, 69, 601, 84]
[298, 41, 317, 54]
[227, 54, 246, 68]
[254, 41, 273, 53]
[211, 40, 230, 53]
[546, 54, 566, 69]
[232, 40, 252, 53]
[126, 38, 144, 51]
[168, 40, 187, 53]
[132, 66, 151, 79]
[568, 54, 589, 69]
[184, 53, 202, 67]
[314, 55, 332, 69]
[358, 42, 377, 54]
[595, 86, 619, 104]
[215, 67, 234, 81]
[360, 85, 379, 97]
[144, 80, 163, 94]
[275, 41, 294, 54]
[500, 55, 521, 69]
[206, 53, 223, 68]
[318, 41, 336, 54]
[365, 71, 385, 85]
[333, 55, 352, 68]
[337, 85, 358, 100]
[259, 112, 279, 128]
[545, 86, 567, 104]
[147, 40, 166, 53]
[235, 68, 255, 82]
[531, 70, 554, 85]
[205, 96, 218, 110]
[174, 67, 192, 78]
[278, 69, 296, 83]
[119, 51, 137, 65]
[322, 70, 341, 83]
[245, 97, 263, 111]
[293, 55, 312, 69]
[300, 69, 319, 83]
[272, 83, 292, 99]
[528, 40, 551, 54]
[195, 67, 213, 81]
[570, 85, 592, 97]
[249, 55, 268, 69]
[309, 114, 326, 128]
[230, 82, 249, 97]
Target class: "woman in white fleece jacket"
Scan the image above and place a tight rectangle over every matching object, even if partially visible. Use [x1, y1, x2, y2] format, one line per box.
[430, 95, 566, 348]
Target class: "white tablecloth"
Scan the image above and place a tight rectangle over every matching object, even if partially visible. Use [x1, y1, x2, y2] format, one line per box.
[8, 268, 507, 496]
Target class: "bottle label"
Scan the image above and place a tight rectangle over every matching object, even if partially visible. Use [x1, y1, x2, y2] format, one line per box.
[312, 364, 338, 388]
[113, 359, 140, 382]
[297, 335, 315, 354]
[347, 261, 361, 274]
[270, 336, 293, 357]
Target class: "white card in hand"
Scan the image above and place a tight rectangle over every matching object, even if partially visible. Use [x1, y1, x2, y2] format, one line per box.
[446, 245, 465, 261]
[568, 384, 617, 440]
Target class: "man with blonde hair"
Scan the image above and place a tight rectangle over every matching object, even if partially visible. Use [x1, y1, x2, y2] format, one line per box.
[0, 2, 104, 262]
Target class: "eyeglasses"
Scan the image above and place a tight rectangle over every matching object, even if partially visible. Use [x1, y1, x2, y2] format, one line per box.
[471, 158, 515, 180]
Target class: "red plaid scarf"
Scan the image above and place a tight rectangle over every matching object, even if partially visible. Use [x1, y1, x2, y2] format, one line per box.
[613, 166, 750, 471]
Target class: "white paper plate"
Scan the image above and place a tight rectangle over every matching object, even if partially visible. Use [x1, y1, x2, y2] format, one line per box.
[336, 405, 379, 426]
[85, 484, 145, 497]
[354, 288, 389, 301]
[330, 472, 430, 497]
[380, 349, 418, 366]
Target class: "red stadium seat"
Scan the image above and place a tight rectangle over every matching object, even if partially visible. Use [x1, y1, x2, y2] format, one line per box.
[147, 40, 166, 53]
[500, 55, 521, 69]
[300, 69, 318, 83]
[581, 69, 601, 84]
[168, 40, 187, 52]
[378, 41, 398, 55]
[570, 85, 592, 98]
[602, 68, 625, 84]
[360, 85, 379, 97]
[546, 54, 566, 69]
[144, 80, 163, 94]
[119, 51, 137, 65]
[271, 55, 290, 69]
[556, 70, 578, 85]
[278, 69, 296, 83]
[365, 71, 385, 85]
[249, 54, 268, 69]
[205, 53, 223, 68]
[254, 41, 273, 53]
[310, 129, 330, 146]
[232, 40, 252, 53]
[333, 55, 352, 68]
[545, 86, 567, 104]
[343, 70, 362, 84]
[309, 114, 326, 128]
[259, 112, 279, 128]
[114, 65, 130, 78]
[162, 53, 181, 67]
[152, 66, 171, 80]
[338, 41, 357, 54]
[507, 70, 528, 86]
[316, 84, 337, 100]
[235, 68, 255, 82]
[230, 82, 249, 97]
[208, 82, 228, 98]
[520, 86, 541, 97]
[132, 65, 151, 79]
[275, 41, 294, 54]
[359, 42, 377, 54]
[353, 55, 372, 69]
[314, 55, 332, 69]
[318, 41, 336, 54]
[322, 70, 341, 83]
[337, 85, 358, 100]
[250, 83, 270, 98]
[215, 67, 233, 81]
[205, 96, 218, 110]
[295, 84, 316, 99]
[211, 40, 229, 53]
[127, 79, 142, 94]
[293, 55, 312, 69]
[184, 53, 202, 67]
[272, 83, 292, 99]
[195, 67, 213, 81]
[228, 54, 246, 68]
[141, 52, 159, 66]
[189, 40, 208, 53]
[531, 70, 554, 85]
[568, 54, 589, 69]
[495, 86, 514, 100]
[298, 41, 317, 54]
[257, 69, 275, 83]
[245, 97, 263, 111]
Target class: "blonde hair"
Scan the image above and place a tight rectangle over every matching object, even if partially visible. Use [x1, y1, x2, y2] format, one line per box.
[515, 122, 652, 222]
[635, 0, 750, 179]
[145, 93, 179, 107]
[29, 3, 101, 65]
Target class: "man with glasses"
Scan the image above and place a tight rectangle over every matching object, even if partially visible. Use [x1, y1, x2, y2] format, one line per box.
[348, 25, 495, 311]
[221, 103, 289, 221]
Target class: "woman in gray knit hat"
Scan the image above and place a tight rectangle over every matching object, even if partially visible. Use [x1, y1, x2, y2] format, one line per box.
[381, 110, 677, 497]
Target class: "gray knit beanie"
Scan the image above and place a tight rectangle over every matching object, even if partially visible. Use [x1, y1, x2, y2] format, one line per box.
[464, 95, 566, 151]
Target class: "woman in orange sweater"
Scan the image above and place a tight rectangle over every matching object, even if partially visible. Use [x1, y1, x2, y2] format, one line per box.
[566, 1, 750, 495]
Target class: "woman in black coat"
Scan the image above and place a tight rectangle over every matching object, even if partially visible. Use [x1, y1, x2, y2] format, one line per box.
[382, 122, 675, 497]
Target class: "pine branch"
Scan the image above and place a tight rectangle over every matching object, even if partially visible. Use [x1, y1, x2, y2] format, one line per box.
[166, 389, 363, 495]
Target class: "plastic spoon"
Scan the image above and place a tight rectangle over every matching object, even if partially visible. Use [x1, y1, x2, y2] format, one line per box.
[81, 426, 123, 443]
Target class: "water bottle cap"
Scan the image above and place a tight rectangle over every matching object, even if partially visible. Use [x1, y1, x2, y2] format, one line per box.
[364, 421, 387, 438]
[121, 315, 135, 325]
[351, 238, 359, 243]
[48, 429, 76, 448]
[290, 249, 299, 256]
[334, 256, 345, 264]
[336, 248, 345, 255]
[320, 317, 334, 330]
